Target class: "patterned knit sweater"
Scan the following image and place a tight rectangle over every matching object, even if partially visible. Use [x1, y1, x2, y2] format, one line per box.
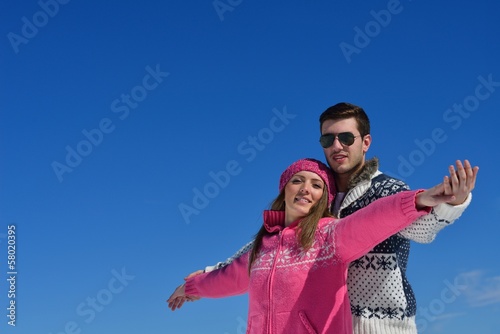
[205, 158, 472, 334]
[339, 158, 471, 334]
[188, 191, 429, 334]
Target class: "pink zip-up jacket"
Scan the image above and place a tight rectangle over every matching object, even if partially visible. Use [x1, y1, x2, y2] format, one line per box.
[185, 190, 430, 334]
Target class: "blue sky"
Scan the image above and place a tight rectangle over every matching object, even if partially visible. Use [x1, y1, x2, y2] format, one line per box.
[1, 0, 499, 333]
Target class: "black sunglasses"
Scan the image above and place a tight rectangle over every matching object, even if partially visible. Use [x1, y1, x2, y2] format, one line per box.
[319, 132, 360, 148]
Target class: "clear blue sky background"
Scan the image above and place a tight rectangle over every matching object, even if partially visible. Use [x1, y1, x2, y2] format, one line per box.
[1, 1, 499, 333]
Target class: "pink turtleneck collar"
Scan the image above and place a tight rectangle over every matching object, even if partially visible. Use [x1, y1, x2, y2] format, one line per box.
[263, 210, 302, 233]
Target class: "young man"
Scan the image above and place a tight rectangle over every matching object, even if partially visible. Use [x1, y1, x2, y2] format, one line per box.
[172, 102, 477, 334]
[315, 102, 475, 333]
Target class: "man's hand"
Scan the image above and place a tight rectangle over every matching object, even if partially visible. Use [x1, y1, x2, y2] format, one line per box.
[416, 160, 479, 209]
[446, 160, 479, 205]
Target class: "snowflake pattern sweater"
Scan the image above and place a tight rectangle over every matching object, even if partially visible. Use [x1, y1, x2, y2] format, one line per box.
[187, 190, 430, 334]
[340, 159, 470, 334]
[205, 158, 471, 334]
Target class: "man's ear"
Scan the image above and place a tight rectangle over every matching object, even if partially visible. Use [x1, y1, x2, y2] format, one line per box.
[362, 134, 372, 154]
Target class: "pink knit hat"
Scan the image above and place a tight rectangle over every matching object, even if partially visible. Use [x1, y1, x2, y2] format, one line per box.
[279, 158, 336, 206]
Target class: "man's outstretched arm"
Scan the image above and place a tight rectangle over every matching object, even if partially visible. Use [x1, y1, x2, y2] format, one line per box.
[399, 159, 478, 242]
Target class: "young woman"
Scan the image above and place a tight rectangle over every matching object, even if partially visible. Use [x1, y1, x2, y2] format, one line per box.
[167, 158, 474, 334]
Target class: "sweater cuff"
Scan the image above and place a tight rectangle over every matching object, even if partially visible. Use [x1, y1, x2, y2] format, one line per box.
[401, 190, 431, 217]
[184, 274, 205, 296]
[433, 192, 472, 223]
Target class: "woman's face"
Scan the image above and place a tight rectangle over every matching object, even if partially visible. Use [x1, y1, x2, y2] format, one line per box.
[284, 171, 325, 225]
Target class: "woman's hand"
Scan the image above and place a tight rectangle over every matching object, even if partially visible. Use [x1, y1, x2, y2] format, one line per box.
[167, 270, 204, 311]
[167, 283, 187, 311]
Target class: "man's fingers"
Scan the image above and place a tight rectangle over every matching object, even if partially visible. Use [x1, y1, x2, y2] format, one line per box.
[449, 163, 459, 190]
[465, 160, 479, 190]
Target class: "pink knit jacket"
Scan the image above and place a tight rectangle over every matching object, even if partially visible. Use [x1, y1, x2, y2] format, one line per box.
[185, 190, 429, 334]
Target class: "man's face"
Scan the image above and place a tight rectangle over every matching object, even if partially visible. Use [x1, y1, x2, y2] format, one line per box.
[320, 117, 371, 177]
